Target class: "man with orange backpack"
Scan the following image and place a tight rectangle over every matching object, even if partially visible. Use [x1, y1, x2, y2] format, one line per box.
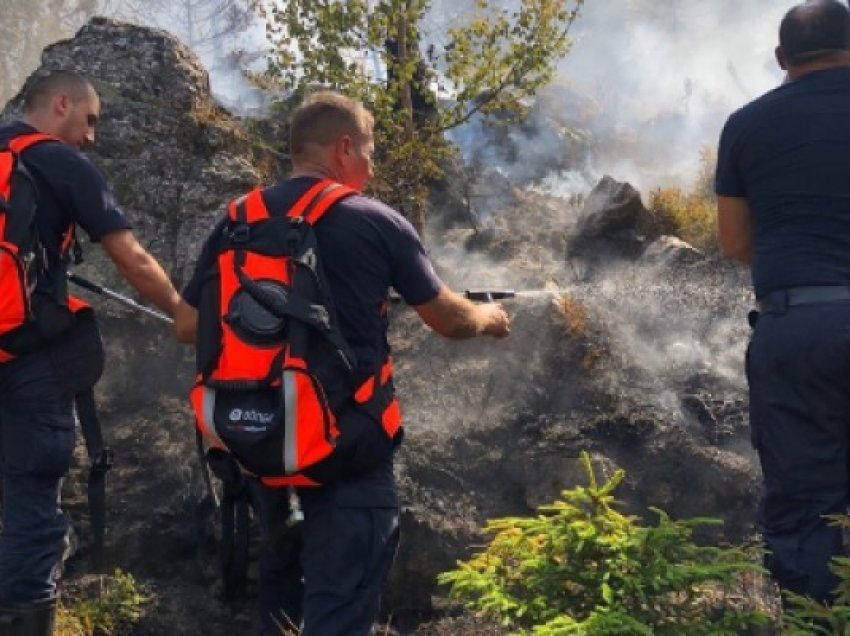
[0, 70, 180, 635]
[174, 90, 511, 635]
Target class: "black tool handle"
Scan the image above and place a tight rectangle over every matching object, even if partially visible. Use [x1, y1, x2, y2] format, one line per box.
[464, 290, 516, 301]
[68, 272, 104, 294]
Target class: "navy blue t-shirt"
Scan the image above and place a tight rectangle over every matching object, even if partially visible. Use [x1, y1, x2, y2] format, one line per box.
[0, 121, 131, 253]
[182, 177, 443, 376]
[715, 68, 850, 298]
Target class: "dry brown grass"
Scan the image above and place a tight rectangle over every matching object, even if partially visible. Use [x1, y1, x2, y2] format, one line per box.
[552, 295, 606, 372]
[554, 295, 589, 335]
[648, 187, 717, 252]
[647, 147, 718, 252]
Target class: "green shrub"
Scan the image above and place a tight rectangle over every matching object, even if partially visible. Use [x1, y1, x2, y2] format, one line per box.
[57, 570, 146, 636]
[438, 452, 770, 635]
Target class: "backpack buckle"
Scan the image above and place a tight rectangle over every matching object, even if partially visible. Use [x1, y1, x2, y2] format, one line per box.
[72, 238, 84, 265]
[286, 220, 304, 252]
[91, 448, 113, 474]
[229, 224, 250, 244]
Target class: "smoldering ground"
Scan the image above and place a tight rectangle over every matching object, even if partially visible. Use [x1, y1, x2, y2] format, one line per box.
[388, 181, 763, 625]
[412, 0, 779, 451]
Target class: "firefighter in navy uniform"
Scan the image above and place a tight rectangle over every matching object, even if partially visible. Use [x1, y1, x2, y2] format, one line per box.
[0, 71, 180, 635]
[716, 0, 850, 605]
[175, 91, 511, 636]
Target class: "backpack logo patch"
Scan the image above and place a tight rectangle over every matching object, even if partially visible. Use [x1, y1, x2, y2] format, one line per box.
[228, 407, 274, 425]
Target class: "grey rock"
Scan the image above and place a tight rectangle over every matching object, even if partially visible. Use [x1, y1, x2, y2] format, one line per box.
[2, 17, 265, 298]
[568, 175, 663, 262]
[642, 234, 706, 267]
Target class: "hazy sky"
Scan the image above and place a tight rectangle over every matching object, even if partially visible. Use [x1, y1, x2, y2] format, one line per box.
[552, 0, 788, 188]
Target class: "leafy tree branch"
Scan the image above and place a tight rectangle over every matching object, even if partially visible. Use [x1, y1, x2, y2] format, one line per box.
[254, 0, 585, 229]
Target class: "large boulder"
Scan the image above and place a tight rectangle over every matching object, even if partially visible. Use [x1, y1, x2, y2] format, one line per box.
[568, 175, 663, 265]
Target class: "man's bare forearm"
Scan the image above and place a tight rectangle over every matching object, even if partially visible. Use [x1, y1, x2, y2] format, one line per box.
[114, 251, 180, 317]
[414, 287, 511, 339]
[440, 296, 487, 339]
[101, 230, 180, 317]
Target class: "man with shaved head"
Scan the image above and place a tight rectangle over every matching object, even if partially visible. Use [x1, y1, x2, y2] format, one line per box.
[0, 70, 180, 634]
[716, 0, 850, 606]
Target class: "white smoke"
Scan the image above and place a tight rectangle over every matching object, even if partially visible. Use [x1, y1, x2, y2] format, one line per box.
[103, 0, 792, 183]
[557, 0, 787, 189]
[435, 0, 789, 193]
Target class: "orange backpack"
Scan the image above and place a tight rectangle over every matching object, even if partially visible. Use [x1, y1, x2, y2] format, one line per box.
[190, 179, 402, 487]
[0, 132, 85, 362]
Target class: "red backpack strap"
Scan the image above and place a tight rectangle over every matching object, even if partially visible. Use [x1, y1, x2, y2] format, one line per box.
[227, 188, 271, 223]
[287, 179, 336, 219]
[226, 181, 357, 225]
[7, 132, 58, 154]
[287, 180, 357, 224]
[0, 133, 57, 204]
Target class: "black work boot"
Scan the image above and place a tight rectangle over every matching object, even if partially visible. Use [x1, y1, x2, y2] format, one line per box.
[0, 597, 57, 636]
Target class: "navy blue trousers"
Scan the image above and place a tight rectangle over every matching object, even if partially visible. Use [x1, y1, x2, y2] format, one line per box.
[248, 480, 304, 635]
[299, 500, 399, 636]
[748, 302, 850, 604]
[0, 352, 75, 603]
[252, 462, 399, 636]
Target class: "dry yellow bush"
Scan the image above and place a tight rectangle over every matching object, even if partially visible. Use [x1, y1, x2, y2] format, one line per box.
[55, 609, 86, 636]
[647, 148, 718, 252]
[648, 187, 716, 251]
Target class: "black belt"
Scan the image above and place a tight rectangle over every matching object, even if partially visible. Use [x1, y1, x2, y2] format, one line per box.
[757, 285, 850, 314]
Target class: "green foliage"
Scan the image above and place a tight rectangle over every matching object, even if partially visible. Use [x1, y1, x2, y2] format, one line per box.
[782, 516, 850, 635]
[647, 147, 718, 251]
[255, 0, 584, 226]
[56, 570, 147, 636]
[439, 451, 770, 635]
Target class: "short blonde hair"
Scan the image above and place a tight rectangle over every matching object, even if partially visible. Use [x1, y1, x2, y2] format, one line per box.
[289, 91, 373, 159]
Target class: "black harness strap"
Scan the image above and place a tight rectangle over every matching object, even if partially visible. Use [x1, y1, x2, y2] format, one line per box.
[74, 389, 112, 573]
[205, 448, 251, 601]
[196, 429, 219, 509]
